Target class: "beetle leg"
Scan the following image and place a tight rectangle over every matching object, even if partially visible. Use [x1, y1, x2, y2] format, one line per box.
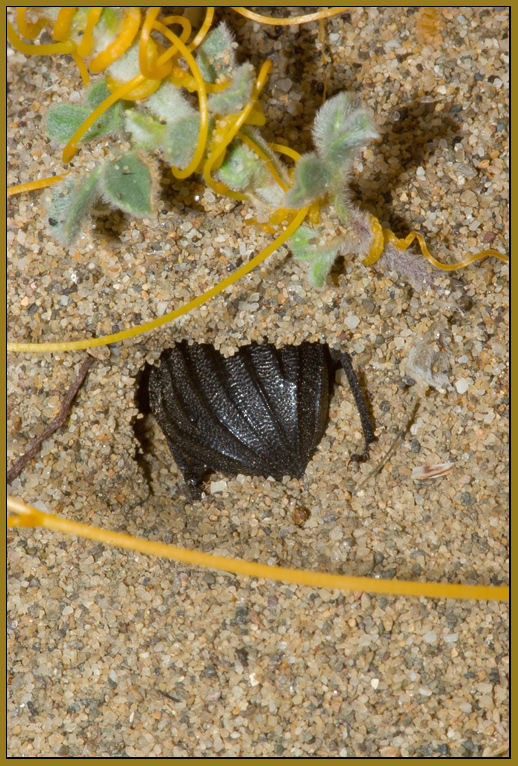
[333, 350, 377, 462]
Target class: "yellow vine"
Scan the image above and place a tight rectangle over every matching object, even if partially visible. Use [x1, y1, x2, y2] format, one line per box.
[231, 7, 352, 26]
[89, 6, 142, 73]
[7, 174, 69, 198]
[7, 18, 75, 56]
[7, 497, 508, 602]
[364, 214, 509, 270]
[7, 208, 309, 353]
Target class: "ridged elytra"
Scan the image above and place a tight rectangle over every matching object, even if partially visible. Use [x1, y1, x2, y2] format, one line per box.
[148, 341, 376, 499]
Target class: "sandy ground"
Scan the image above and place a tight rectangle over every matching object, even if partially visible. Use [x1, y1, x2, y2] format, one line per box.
[7, 7, 508, 757]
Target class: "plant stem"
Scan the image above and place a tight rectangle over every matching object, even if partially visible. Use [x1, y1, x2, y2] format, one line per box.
[7, 356, 95, 484]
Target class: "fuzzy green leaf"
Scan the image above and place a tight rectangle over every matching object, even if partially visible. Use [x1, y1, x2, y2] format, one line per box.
[46, 105, 92, 142]
[86, 81, 122, 134]
[312, 92, 378, 169]
[144, 82, 195, 123]
[100, 152, 155, 216]
[288, 225, 322, 260]
[47, 167, 103, 245]
[163, 114, 206, 169]
[283, 153, 332, 209]
[196, 22, 235, 83]
[208, 63, 254, 115]
[86, 80, 111, 109]
[289, 225, 342, 286]
[307, 249, 340, 288]
[46, 101, 119, 143]
[217, 140, 265, 191]
[125, 111, 166, 150]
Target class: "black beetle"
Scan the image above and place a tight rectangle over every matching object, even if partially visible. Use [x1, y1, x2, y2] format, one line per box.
[148, 341, 376, 498]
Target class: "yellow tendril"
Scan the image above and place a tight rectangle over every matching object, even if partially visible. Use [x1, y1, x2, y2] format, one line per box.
[237, 130, 288, 192]
[7, 497, 508, 602]
[16, 7, 49, 40]
[7, 18, 75, 56]
[185, 7, 215, 51]
[268, 142, 302, 163]
[364, 214, 509, 270]
[363, 214, 386, 265]
[71, 52, 90, 86]
[7, 174, 69, 198]
[160, 8, 217, 91]
[89, 6, 141, 73]
[7, 209, 309, 353]
[76, 6, 103, 58]
[160, 14, 192, 42]
[386, 229, 509, 270]
[244, 103, 266, 126]
[160, 8, 217, 92]
[203, 59, 272, 196]
[231, 6, 352, 26]
[152, 18, 193, 72]
[53, 7, 77, 42]
[138, 7, 174, 80]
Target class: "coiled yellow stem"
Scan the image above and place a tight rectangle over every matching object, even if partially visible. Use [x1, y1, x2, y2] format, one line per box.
[89, 7, 141, 73]
[364, 214, 509, 270]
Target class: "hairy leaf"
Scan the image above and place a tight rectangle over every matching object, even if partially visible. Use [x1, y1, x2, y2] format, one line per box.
[312, 93, 378, 169]
[145, 82, 195, 123]
[46, 98, 120, 143]
[307, 249, 340, 288]
[46, 167, 103, 245]
[86, 80, 112, 109]
[101, 152, 155, 216]
[125, 111, 166, 150]
[217, 140, 266, 191]
[163, 114, 205, 169]
[196, 22, 235, 83]
[284, 153, 332, 208]
[208, 63, 255, 115]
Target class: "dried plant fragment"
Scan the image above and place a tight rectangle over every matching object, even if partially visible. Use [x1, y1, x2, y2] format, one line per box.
[405, 326, 453, 393]
[412, 462, 455, 481]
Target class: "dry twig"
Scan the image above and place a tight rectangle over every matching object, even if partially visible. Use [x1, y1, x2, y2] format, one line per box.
[7, 356, 95, 484]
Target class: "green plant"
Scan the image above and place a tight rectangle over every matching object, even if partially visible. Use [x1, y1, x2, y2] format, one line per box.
[8, 7, 508, 356]
[44, 23, 291, 246]
[286, 93, 379, 287]
[43, 23, 379, 292]
[45, 81, 122, 141]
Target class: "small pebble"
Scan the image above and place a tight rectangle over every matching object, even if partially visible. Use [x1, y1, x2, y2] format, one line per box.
[455, 378, 472, 394]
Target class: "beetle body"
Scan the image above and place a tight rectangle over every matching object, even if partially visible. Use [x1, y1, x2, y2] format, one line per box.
[149, 341, 375, 498]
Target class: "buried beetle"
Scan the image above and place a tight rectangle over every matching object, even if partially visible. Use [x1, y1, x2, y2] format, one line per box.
[147, 341, 376, 499]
